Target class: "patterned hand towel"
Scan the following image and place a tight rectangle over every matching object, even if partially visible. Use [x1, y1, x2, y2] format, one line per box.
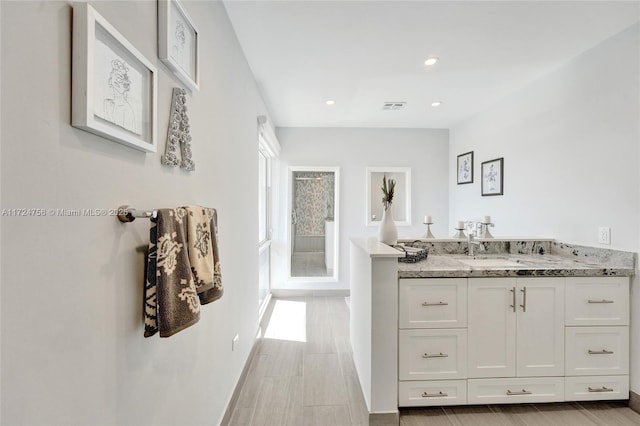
[145, 208, 200, 337]
[143, 219, 159, 337]
[144, 207, 223, 338]
[184, 206, 223, 304]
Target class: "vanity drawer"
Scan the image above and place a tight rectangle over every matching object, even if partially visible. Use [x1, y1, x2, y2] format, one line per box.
[399, 329, 467, 380]
[565, 375, 629, 401]
[565, 326, 629, 376]
[399, 380, 467, 407]
[399, 278, 467, 329]
[467, 377, 564, 404]
[565, 277, 629, 326]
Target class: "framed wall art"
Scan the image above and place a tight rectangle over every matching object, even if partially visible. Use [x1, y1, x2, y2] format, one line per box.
[72, 3, 158, 152]
[481, 157, 504, 196]
[457, 151, 474, 184]
[158, 0, 199, 92]
[365, 167, 412, 226]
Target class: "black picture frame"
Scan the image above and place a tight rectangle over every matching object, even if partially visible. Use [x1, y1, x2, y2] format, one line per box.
[481, 157, 504, 196]
[457, 151, 474, 184]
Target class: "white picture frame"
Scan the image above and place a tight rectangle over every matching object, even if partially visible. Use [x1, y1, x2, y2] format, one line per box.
[158, 0, 199, 92]
[72, 3, 158, 153]
[366, 167, 412, 226]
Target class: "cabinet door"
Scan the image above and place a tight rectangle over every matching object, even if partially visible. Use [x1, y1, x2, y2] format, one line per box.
[468, 278, 516, 378]
[516, 277, 564, 377]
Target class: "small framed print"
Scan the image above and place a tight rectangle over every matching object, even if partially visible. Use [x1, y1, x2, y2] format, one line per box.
[158, 0, 199, 92]
[481, 157, 504, 196]
[72, 3, 158, 152]
[457, 151, 474, 184]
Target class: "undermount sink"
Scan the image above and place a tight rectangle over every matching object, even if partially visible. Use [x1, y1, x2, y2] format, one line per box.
[458, 258, 525, 268]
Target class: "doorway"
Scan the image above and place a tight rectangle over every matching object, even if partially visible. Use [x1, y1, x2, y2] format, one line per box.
[288, 167, 339, 281]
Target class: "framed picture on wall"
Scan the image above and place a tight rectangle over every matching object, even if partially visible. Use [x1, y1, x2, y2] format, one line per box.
[158, 0, 199, 92]
[457, 151, 474, 184]
[481, 157, 504, 196]
[71, 3, 158, 152]
[365, 167, 412, 226]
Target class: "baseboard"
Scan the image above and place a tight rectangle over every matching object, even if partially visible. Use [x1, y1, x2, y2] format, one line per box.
[271, 289, 350, 297]
[630, 390, 640, 414]
[369, 411, 399, 426]
[258, 292, 272, 324]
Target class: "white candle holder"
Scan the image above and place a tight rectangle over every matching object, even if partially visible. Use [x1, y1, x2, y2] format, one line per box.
[452, 228, 466, 239]
[481, 222, 494, 238]
[423, 222, 435, 239]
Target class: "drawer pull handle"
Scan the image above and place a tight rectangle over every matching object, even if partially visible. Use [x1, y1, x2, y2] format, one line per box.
[510, 287, 516, 312]
[588, 386, 614, 393]
[588, 349, 614, 355]
[588, 299, 614, 304]
[422, 352, 448, 358]
[422, 301, 448, 307]
[507, 389, 532, 396]
[520, 287, 527, 312]
[422, 391, 448, 398]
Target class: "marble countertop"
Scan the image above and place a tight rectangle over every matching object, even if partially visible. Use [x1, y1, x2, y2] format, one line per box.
[398, 253, 635, 278]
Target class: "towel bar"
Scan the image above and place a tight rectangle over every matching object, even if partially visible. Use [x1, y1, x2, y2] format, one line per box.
[117, 205, 157, 223]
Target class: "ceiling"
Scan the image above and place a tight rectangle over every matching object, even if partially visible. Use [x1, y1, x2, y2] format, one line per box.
[223, 1, 640, 129]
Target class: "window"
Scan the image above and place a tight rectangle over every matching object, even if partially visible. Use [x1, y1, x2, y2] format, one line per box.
[257, 116, 280, 319]
[258, 149, 269, 244]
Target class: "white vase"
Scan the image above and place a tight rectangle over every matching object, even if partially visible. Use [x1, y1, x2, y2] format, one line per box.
[378, 206, 398, 245]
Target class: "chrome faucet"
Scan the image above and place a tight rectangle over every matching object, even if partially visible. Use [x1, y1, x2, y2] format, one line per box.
[467, 234, 485, 256]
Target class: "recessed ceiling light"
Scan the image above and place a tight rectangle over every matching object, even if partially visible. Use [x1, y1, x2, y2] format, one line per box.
[424, 57, 439, 66]
[325, 100, 335, 106]
[431, 101, 442, 107]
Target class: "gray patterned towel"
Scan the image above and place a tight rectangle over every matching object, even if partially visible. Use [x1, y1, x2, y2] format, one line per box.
[144, 207, 223, 338]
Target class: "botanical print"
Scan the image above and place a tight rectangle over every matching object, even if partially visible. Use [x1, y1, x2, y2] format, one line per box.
[170, 3, 194, 76]
[94, 33, 144, 135]
[484, 163, 499, 191]
[457, 152, 473, 184]
[482, 158, 503, 195]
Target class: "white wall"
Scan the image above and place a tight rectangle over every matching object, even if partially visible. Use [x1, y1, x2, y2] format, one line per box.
[1, 1, 268, 424]
[449, 24, 640, 392]
[273, 127, 449, 290]
[449, 23, 640, 251]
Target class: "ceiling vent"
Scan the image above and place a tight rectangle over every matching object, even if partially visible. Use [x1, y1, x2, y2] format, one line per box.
[382, 102, 406, 111]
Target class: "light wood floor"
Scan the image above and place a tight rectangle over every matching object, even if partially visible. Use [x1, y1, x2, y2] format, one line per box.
[291, 252, 329, 277]
[228, 297, 640, 426]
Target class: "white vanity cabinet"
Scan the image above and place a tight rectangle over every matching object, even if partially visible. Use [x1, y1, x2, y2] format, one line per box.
[467, 277, 565, 378]
[398, 275, 629, 407]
